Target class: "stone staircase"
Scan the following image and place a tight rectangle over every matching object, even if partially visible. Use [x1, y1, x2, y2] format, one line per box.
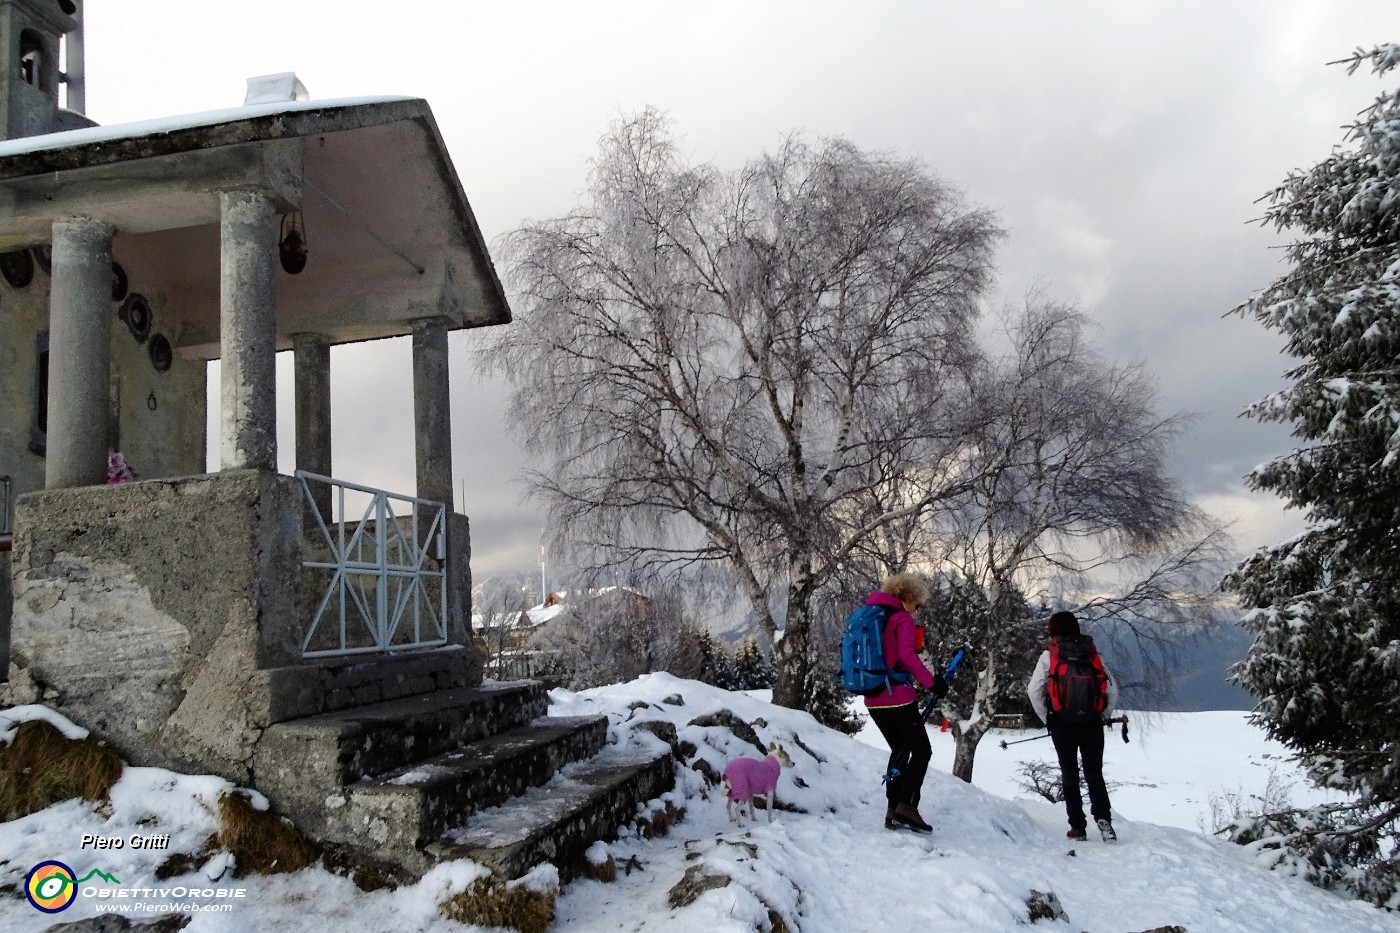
[252, 652, 673, 881]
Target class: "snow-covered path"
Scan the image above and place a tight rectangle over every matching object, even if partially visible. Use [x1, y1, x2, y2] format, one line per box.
[546, 676, 1396, 932]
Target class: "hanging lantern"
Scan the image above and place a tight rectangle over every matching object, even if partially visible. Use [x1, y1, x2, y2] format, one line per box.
[279, 211, 308, 274]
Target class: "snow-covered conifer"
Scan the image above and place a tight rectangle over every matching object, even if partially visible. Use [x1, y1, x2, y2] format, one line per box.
[1223, 43, 1400, 908]
[733, 636, 773, 690]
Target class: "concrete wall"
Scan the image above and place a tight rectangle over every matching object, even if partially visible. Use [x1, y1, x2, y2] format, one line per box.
[0, 246, 207, 678]
[0, 547, 9, 681]
[0, 249, 208, 497]
[0, 251, 53, 505]
[445, 511, 480, 683]
[5, 470, 484, 782]
[106, 279, 207, 480]
[7, 470, 304, 781]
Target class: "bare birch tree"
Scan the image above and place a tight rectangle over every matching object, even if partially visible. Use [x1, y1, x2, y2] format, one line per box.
[483, 109, 1001, 710]
[927, 298, 1231, 782]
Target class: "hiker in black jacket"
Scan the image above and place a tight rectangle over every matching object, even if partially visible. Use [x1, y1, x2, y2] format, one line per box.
[1027, 610, 1120, 842]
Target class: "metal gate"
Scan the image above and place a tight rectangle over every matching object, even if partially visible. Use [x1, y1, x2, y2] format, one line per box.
[296, 471, 448, 657]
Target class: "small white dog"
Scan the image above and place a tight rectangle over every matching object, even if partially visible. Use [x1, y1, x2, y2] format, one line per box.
[721, 742, 795, 824]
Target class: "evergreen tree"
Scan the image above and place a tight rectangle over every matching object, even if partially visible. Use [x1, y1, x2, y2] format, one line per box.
[1222, 44, 1400, 908]
[733, 636, 774, 690]
[923, 573, 1041, 723]
[696, 629, 740, 691]
[805, 667, 863, 735]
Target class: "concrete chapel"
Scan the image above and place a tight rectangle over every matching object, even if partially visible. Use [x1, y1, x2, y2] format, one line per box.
[0, 0, 670, 881]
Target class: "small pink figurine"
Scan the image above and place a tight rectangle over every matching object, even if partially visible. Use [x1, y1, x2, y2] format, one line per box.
[107, 452, 136, 484]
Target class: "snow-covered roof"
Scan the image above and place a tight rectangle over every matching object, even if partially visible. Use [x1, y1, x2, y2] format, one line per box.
[588, 585, 648, 599]
[0, 94, 511, 350]
[525, 604, 567, 626]
[471, 612, 526, 632]
[0, 95, 415, 161]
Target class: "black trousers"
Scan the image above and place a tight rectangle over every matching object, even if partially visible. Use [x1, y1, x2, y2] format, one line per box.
[869, 702, 931, 807]
[1048, 716, 1111, 829]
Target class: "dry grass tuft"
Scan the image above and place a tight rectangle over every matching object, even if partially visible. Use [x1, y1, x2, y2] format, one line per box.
[636, 800, 686, 839]
[439, 876, 557, 933]
[0, 719, 124, 820]
[580, 853, 617, 883]
[216, 792, 316, 877]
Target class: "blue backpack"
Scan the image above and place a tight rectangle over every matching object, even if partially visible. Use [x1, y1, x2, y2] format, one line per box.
[840, 604, 913, 696]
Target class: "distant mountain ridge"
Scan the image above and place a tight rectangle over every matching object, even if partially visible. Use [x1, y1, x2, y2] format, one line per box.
[1154, 622, 1256, 712]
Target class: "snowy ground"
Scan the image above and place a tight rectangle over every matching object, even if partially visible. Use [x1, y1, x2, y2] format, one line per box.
[896, 708, 1348, 836]
[2, 677, 1396, 932]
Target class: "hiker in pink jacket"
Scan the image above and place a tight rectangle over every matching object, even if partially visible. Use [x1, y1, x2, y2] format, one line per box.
[864, 572, 942, 833]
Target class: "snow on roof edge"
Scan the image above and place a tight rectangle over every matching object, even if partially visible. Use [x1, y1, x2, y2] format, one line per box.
[0, 95, 421, 160]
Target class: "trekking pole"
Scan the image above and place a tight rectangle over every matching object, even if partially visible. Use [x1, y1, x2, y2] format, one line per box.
[884, 648, 968, 785]
[1105, 715, 1130, 744]
[998, 732, 1051, 749]
[919, 648, 967, 721]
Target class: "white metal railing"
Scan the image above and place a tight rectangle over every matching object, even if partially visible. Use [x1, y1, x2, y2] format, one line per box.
[296, 471, 448, 658]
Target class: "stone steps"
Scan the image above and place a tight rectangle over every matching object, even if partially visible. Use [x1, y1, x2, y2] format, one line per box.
[428, 747, 675, 880]
[337, 714, 609, 853]
[255, 680, 547, 789]
[250, 671, 677, 883]
[256, 645, 478, 723]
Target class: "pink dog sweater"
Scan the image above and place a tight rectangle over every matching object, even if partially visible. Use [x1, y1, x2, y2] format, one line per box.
[724, 754, 781, 801]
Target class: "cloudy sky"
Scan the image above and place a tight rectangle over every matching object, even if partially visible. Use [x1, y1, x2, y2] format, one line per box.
[81, 1, 1396, 580]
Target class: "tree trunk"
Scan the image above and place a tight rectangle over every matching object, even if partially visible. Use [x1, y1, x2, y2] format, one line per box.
[771, 557, 814, 709]
[951, 715, 995, 783]
[950, 646, 1002, 783]
[771, 618, 808, 709]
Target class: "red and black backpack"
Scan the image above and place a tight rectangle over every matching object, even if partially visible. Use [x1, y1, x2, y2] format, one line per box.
[1047, 634, 1109, 723]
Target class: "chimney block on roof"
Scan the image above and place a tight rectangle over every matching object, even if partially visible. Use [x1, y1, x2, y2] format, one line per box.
[244, 73, 310, 106]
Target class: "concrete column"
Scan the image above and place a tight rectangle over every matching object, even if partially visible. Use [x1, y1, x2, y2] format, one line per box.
[46, 216, 114, 489]
[293, 332, 332, 519]
[412, 319, 453, 509]
[219, 190, 277, 472]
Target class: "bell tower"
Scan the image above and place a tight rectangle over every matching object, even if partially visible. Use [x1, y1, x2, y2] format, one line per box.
[0, 0, 85, 141]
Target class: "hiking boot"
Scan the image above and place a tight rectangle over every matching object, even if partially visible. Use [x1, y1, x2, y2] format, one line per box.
[893, 803, 932, 833]
[1066, 827, 1087, 841]
[884, 805, 897, 830]
[1097, 819, 1117, 842]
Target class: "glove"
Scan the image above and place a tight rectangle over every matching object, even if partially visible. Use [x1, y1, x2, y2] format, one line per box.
[931, 674, 949, 699]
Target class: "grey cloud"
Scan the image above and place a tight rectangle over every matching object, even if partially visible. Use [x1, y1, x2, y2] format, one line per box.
[120, 0, 1397, 578]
